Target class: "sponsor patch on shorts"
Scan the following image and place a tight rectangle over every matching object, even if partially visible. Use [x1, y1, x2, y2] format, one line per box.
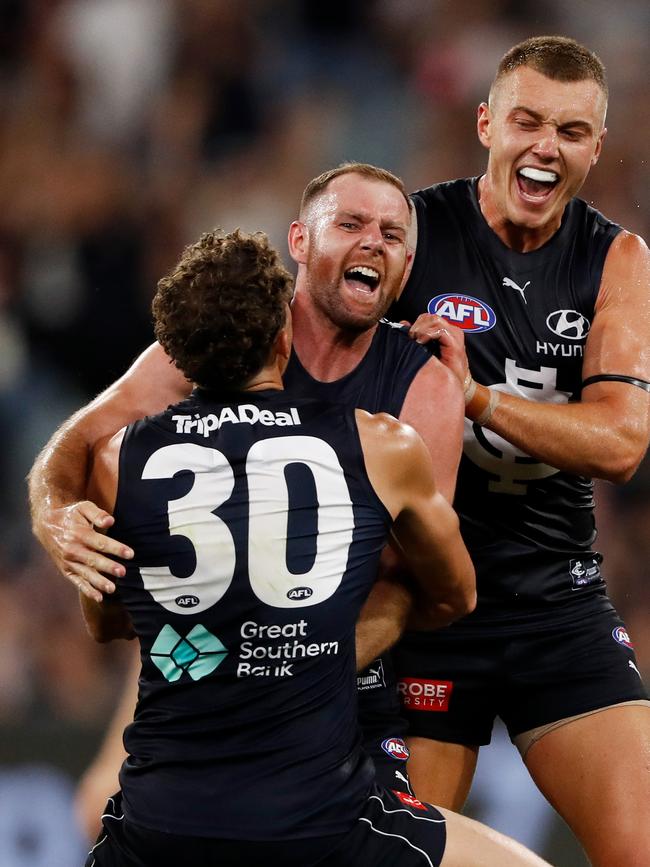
[569, 556, 602, 589]
[398, 678, 453, 711]
[393, 791, 428, 811]
[356, 658, 386, 692]
[612, 625, 634, 649]
[381, 737, 410, 761]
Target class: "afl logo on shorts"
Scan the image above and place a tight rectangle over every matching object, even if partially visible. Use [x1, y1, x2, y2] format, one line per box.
[381, 737, 410, 761]
[612, 626, 634, 649]
[427, 294, 496, 332]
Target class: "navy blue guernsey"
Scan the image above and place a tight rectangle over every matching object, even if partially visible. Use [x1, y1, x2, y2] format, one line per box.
[284, 319, 431, 416]
[284, 321, 431, 728]
[112, 390, 392, 839]
[390, 177, 622, 618]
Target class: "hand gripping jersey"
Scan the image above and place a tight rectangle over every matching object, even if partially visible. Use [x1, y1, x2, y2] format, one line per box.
[112, 390, 393, 840]
[390, 177, 622, 618]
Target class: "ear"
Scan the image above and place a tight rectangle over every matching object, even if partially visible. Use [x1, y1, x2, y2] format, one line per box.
[591, 127, 607, 166]
[477, 102, 491, 150]
[397, 248, 415, 298]
[288, 220, 308, 266]
[274, 308, 292, 379]
[276, 327, 291, 362]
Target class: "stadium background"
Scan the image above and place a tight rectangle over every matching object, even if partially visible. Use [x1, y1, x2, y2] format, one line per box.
[0, 2, 647, 864]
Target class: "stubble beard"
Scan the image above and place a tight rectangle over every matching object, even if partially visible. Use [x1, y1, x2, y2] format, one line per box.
[312, 278, 388, 335]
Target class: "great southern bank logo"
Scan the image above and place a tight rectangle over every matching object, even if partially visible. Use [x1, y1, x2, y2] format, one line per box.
[428, 293, 496, 332]
[151, 624, 228, 682]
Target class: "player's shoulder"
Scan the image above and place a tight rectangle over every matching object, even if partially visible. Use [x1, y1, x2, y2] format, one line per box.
[408, 178, 479, 253]
[410, 176, 475, 209]
[355, 408, 422, 456]
[599, 228, 650, 296]
[355, 409, 432, 511]
[566, 196, 622, 237]
[377, 318, 435, 360]
[606, 228, 649, 258]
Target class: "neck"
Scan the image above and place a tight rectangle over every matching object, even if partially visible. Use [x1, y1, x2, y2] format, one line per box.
[477, 174, 562, 253]
[245, 368, 284, 392]
[291, 289, 377, 382]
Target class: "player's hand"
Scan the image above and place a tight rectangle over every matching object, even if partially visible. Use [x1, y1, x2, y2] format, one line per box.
[406, 314, 469, 387]
[38, 501, 133, 602]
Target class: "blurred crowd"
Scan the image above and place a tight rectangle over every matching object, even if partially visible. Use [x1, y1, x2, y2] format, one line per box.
[0, 2, 647, 864]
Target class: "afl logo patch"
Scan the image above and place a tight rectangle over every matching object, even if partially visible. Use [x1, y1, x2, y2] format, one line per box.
[546, 310, 590, 340]
[287, 587, 313, 601]
[381, 737, 410, 761]
[428, 293, 496, 332]
[175, 595, 200, 608]
[612, 626, 634, 649]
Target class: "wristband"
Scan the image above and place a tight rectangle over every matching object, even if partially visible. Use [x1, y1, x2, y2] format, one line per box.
[463, 371, 477, 405]
[466, 383, 500, 426]
[475, 388, 500, 425]
[465, 382, 489, 421]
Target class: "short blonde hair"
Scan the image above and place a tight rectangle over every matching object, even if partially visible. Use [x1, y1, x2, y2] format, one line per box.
[300, 162, 412, 218]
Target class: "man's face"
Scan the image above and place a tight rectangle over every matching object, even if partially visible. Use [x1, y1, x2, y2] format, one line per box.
[478, 66, 607, 232]
[295, 173, 412, 332]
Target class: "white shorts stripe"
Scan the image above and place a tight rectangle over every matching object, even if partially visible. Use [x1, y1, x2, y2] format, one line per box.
[87, 833, 108, 857]
[100, 795, 125, 823]
[368, 794, 446, 823]
[359, 817, 434, 866]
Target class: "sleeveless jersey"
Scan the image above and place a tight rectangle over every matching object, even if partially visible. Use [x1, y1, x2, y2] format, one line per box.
[390, 177, 622, 618]
[285, 320, 432, 719]
[284, 319, 431, 416]
[112, 390, 392, 840]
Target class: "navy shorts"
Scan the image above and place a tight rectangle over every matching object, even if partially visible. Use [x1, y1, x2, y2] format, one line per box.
[393, 598, 648, 745]
[86, 786, 446, 867]
[358, 655, 413, 793]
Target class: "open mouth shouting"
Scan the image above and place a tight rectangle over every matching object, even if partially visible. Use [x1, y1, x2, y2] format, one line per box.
[516, 166, 559, 201]
[343, 265, 381, 295]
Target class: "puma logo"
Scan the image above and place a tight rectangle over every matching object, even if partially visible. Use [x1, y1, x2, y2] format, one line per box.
[502, 277, 530, 303]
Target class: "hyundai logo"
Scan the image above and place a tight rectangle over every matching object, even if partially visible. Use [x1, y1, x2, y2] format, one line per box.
[546, 310, 590, 340]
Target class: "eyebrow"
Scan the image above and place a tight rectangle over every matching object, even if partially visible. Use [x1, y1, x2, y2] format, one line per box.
[510, 105, 594, 133]
[337, 209, 408, 233]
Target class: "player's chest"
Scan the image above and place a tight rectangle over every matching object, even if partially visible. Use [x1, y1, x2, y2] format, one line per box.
[410, 242, 596, 392]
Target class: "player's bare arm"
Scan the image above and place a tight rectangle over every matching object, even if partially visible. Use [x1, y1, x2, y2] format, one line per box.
[355, 544, 413, 669]
[353, 354, 465, 659]
[354, 363, 464, 663]
[357, 409, 476, 629]
[78, 428, 135, 642]
[410, 231, 650, 481]
[399, 356, 465, 503]
[28, 342, 192, 601]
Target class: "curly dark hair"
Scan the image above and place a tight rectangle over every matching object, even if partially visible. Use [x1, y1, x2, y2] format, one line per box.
[493, 36, 607, 99]
[153, 228, 294, 390]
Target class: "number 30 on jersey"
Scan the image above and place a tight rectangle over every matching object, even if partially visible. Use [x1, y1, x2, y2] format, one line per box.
[138, 437, 354, 614]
